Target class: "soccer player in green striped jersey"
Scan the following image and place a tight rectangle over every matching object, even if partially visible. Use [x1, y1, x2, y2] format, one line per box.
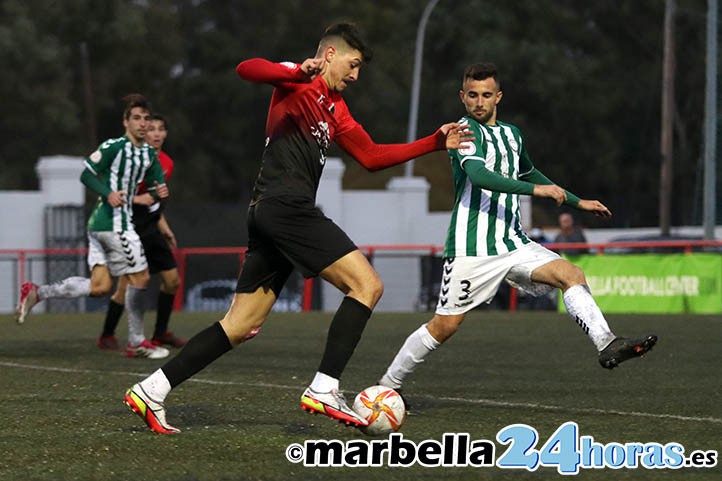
[380, 64, 656, 394]
[16, 94, 171, 359]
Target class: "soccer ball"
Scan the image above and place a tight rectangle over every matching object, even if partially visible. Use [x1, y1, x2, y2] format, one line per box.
[353, 385, 407, 436]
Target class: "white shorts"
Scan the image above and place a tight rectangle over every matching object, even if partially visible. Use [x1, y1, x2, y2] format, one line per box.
[435, 242, 560, 315]
[87, 230, 148, 276]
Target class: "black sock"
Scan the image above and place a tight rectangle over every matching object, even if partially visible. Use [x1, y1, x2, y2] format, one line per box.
[317, 296, 372, 379]
[101, 300, 124, 337]
[162, 322, 233, 388]
[153, 291, 175, 338]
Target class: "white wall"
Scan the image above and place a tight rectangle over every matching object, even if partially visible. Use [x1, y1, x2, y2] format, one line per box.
[2, 155, 719, 314]
[0, 193, 48, 249]
[0, 156, 85, 313]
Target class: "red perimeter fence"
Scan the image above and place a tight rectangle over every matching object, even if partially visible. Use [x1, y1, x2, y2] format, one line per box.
[2, 240, 721, 313]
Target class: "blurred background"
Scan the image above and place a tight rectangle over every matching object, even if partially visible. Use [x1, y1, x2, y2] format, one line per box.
[1, 0, 720, 237]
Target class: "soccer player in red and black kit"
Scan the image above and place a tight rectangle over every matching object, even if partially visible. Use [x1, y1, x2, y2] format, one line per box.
[124, 22, 473, 434]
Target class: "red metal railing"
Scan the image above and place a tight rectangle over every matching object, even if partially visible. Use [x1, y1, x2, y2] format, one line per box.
[172, 247, 247, 311]
[2, 240, 721, 313]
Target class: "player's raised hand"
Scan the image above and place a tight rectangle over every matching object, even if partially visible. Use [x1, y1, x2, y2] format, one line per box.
[439, 122, 475, 149]
[577, 199, 612, 218]
[300, 58, 325, 78]
[533, 184, 567, 206]
[107, 191, 126, 207]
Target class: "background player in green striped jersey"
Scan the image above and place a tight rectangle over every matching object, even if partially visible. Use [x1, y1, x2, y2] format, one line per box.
[379, 63, 656, 394]
[16, 94, 171, 359]
[98, 114, 185, 352]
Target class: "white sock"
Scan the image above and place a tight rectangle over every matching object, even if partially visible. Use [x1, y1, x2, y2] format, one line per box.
[563, 284, 616, 351]
[139, 369, 172, 402]
[37, 277, 91, 299]
[310, 372, 339, 393]
[126, 285, 146, 346]
[379, 324, 441, 389]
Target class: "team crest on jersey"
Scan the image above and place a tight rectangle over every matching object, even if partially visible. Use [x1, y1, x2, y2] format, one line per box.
[310, 121, 330, 165]
[89, 150, 102, 163]
[458, 141, 476, 156]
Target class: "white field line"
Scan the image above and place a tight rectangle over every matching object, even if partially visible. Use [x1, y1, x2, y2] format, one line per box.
[2, 360, 720, 425]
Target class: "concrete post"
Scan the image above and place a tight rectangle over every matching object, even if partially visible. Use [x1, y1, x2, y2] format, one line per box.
[35, 155, 85, 205]
[386, 176, 430, 242]
[316, 157, 346, 226]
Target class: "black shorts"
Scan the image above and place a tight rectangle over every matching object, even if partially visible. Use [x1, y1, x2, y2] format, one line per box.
[235, 196, 357, 295]
[140, 230, 177, 274]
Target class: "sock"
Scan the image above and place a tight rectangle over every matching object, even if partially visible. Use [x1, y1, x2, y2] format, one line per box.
[379, 324, 441, 389]
[139, 369, 172, 403]
[161, 322, 232, 388]
[562, 284, 616, 351]
[101, 300, 125, 337]
[317, 296, 372, 380]
[37, 277, 91, 299]
[309, 372, 339, 393]
[153, 291, 175, 338]
[126, 285, 146, 346]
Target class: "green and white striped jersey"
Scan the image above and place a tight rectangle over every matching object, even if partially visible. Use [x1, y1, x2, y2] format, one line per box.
[84, 136, 164, 232]
[444, 117, 532, 257]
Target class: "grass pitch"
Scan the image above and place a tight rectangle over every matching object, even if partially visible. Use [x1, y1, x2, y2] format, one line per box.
[0, 310, 720, 481]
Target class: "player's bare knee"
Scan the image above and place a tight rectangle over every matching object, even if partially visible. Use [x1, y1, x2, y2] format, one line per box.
[161, 275, 181, 294]
[220, 304, 266, 347]
[350, 276, 384, 308]
[238, 326, 261, 343]
[91, 286, 111, 297]
[442, 319, 461, 340]
[561, 264, 586, 290]
[427, 315, 461, 343]
[220, 312, 264, 346]
[110, 290, 125, 304]
[128, 271, 151, 288]
[90, 279, 112, 297]
[366, 276, 384, 306]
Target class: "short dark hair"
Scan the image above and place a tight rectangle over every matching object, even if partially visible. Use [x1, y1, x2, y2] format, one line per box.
[150, 113, 167, 129]
[463, 63, 500, 89]
[321, 22, 372, 63]
[122, 93, 150, 120]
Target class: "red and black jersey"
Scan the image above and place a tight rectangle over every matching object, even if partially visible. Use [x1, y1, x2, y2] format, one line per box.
[236, 58, 448, 203]
[133, 150, 174, 237]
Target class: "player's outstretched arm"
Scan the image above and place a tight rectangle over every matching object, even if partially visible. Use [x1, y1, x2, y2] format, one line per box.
[336, 123, 472, 172]
[576, 199, 612, 218]
[532, 184, 567, 206]
[520, 166, 583, 208]
[236, 58, 316, 85]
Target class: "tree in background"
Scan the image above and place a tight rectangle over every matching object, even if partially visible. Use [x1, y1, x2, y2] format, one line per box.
[0, 0, 714, 227]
